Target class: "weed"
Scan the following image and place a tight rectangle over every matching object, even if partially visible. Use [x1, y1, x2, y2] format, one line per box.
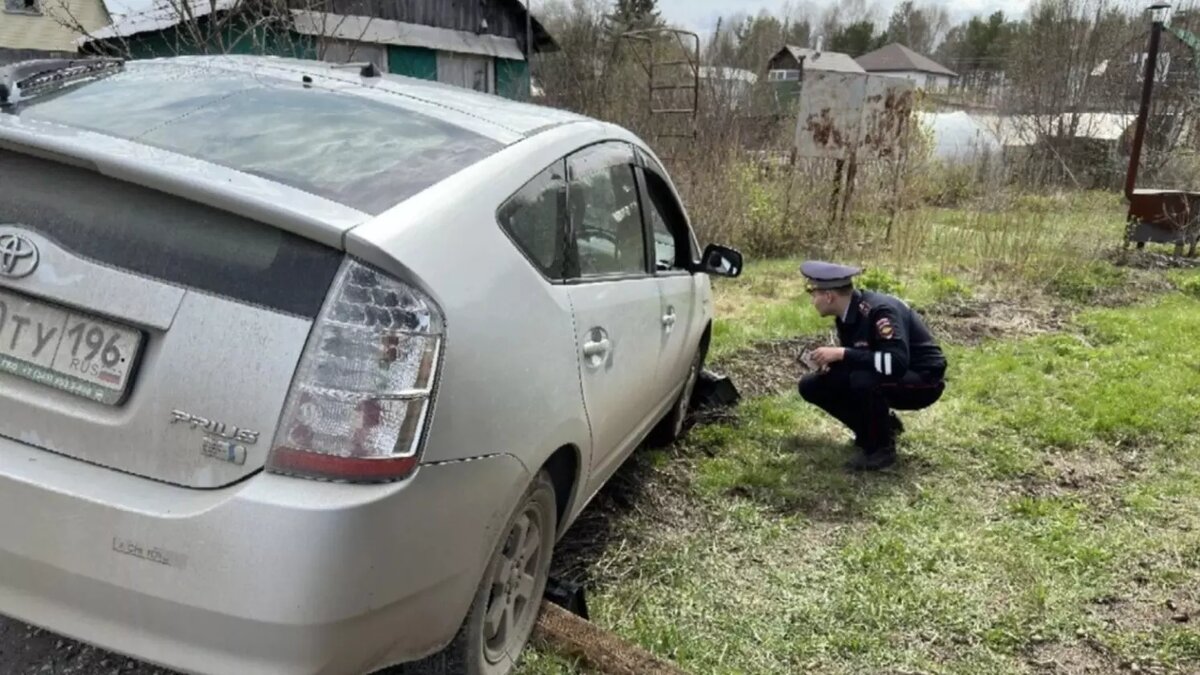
[922, 270, 974, 303]
[1172, 271, 1200, 299]
[1047, 262, 1129, 302]
[858, 267, 905, 295]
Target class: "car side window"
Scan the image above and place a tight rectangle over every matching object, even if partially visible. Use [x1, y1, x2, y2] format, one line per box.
[567, 143, 647, 278]
[640, 168, 693, 273]
[497, 161, 568, 279]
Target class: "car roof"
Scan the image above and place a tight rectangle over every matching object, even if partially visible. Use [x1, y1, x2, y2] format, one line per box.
[170, 55, 590, 141]
[0, 55, 601, 244]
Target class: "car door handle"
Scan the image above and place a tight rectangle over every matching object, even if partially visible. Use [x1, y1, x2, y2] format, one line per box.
[582, 338, 611, 358]
[662, 309, 677, 328]
[582, 327, 611, 368]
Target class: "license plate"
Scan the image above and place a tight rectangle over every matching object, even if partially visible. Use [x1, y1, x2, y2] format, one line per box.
[0, 288, 143, 405]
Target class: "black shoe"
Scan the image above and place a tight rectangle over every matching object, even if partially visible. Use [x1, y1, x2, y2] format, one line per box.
[845, 446, 898, 471]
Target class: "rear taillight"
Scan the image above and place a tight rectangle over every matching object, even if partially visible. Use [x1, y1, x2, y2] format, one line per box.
[266, 258, 443, 483]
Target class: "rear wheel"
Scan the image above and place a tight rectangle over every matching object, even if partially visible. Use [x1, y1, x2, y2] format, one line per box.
[391, 471, 557, 675]
[648, 348, 703, 447]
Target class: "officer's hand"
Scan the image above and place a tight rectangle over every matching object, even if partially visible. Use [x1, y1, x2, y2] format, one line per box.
[810, 347, 845, 368]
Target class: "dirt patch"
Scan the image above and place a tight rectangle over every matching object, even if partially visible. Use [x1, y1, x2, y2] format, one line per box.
[0, 620, 174, 675]
[1009, 449, 1146, 522]
[1046, 452, 1134, 491]
[551, 448, 707, 588]
[922, 296, 1071, 346]
[1109, 249, 1200, 271]
[1090, 587, 1198, 635]
[1025, 641, 1123, 674]
[710, 336, 826, 399]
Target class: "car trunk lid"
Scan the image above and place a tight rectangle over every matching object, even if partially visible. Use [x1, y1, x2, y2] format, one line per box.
[0, 148, 343, 488]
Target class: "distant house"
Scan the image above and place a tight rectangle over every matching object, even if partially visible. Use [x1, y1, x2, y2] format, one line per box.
[766, 45, 865, 81]
[856, 43, 958, 91]
[765, 45, 864, 108]
[0, 0, 109, 63]
[76, 0, 556, 100]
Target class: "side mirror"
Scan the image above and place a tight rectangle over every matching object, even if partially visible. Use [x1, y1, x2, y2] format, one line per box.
[697, 244, 743, 278]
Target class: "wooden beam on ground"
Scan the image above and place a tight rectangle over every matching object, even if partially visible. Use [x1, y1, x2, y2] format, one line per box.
[533, 601, 688, 675]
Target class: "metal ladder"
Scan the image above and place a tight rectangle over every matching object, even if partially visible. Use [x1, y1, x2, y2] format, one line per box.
[618, 28, 701, 162]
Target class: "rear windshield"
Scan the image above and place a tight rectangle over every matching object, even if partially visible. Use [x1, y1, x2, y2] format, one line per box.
[0, 149, 341, 318]
[12, 64, 503, 214]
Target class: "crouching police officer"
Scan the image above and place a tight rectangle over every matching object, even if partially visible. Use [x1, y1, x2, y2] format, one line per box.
[797, 261, 947, 471]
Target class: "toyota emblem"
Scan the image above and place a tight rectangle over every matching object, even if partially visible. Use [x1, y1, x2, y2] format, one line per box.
[0, 234, 39, 278]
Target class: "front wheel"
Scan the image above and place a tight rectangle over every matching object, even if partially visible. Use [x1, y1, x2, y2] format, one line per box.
[647, 348, 703, 447]
[390, 471, 557, 675]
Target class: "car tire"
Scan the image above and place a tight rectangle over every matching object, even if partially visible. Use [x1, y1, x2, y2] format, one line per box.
[647, 347, 703, 447]
[387, 470, 557, 675]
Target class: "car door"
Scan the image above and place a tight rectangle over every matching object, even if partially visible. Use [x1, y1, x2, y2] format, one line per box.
[637, 160, 702, 398]
[564, 142, 664, 491]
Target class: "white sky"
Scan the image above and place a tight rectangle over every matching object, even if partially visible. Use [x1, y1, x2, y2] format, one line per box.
[657, 0, 1036, 35]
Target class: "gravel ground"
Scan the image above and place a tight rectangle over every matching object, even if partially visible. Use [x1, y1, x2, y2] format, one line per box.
[0, 619, 174, 675]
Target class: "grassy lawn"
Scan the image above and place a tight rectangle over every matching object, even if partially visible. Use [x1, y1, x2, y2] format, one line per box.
[520, 198, 1200, 674]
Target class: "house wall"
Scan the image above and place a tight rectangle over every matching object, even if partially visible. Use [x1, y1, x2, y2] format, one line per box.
[93, 8, 534, 100]
[0, 0, 107, 56]
[768, 50, 801, 72]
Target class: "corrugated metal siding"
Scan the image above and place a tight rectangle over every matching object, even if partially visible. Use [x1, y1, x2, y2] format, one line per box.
[0, 0, 108, 52]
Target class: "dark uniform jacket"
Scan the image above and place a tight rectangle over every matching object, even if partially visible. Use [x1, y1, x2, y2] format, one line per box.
[836, 290, 947, 381]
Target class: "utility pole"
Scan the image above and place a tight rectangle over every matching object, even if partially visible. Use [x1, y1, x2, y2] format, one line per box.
[1126, 2, 1172, 199]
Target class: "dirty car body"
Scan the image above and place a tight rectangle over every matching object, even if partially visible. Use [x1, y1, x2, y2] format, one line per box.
[0, 56, 739, 674]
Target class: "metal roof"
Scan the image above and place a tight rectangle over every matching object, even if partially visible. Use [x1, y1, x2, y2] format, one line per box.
[86, 0, 235, 42]
[856, 43, 958, 78]
[777, 46, 865, 74]
[91, 0, 558, 53]
[290, 11, 525, 61]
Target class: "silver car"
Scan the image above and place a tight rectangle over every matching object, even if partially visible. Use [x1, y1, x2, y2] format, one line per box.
[0, 56, 741, 674]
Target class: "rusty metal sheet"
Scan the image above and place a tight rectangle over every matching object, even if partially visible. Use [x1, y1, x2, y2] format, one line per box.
[795, 73, 914, 161]
[860, 76, 914, 160]
[795, 71, 866, 161]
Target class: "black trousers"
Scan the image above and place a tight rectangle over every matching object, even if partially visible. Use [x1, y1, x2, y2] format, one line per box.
[798, 365, 945, 452]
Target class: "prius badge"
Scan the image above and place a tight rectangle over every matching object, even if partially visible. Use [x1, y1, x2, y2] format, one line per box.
[170, 410, 260, 466]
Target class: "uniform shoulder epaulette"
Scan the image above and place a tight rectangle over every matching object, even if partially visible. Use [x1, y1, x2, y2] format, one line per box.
[858, 300, 872, 316]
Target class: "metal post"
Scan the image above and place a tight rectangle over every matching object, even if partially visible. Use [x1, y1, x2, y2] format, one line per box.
[1126, 4, 1170, 200]
[525, 0, 533, 100]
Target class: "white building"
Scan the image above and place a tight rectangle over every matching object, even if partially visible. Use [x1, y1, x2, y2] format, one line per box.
[856, 43, 958, 91]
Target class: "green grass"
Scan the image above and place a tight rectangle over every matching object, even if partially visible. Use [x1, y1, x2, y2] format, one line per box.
[533, 290, 1200, 674]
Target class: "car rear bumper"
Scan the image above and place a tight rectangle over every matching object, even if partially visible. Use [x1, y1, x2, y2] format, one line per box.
[0, 438, 529, 675]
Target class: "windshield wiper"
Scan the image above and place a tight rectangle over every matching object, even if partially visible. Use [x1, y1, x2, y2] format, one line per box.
[0, 58, 124, 109]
